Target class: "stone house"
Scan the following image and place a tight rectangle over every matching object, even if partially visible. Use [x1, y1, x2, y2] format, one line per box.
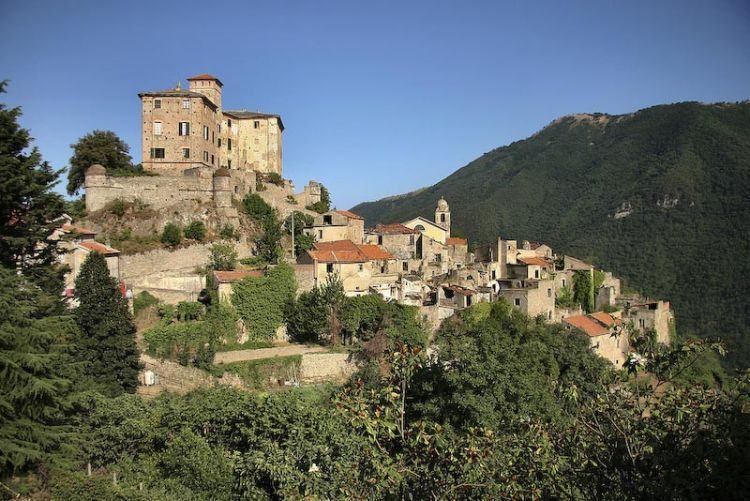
[52, 221, 121, 298]
[365, 224, 420, 260]
[563, 312, 629, 366]
[494, 278, 556, 320]
[624, 300, 674, 345]
[212, 269, 265, 303]
[439, 284, 476, 310]
[304, 210, 365, 244]
[297, 240, 374, 296]
[446, 237, 469, 267]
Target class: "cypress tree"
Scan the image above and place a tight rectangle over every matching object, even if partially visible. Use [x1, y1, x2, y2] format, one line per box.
[74, 252, 141, 396]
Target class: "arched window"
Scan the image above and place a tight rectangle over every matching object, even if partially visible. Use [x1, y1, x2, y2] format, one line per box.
[415, 224, 425, 231]
[440, 214, 446, 222]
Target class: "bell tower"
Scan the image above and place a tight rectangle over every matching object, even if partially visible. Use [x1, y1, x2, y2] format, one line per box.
[435, 197, 451, 238]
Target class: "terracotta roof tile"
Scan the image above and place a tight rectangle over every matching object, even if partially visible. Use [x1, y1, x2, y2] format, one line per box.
[590, 311, 618, 327]
[213, 270, 265, 283]
[371, 224, 420, 235]
[563, 315, 609, 337]
[186, 74, 223, 86]
[518, 256, 553, 267]
[79, 241, 119, 256]
[335, 210, 363, 220]
[308, 240, 368, 263]
[62, 223, 96, 235]
[446, 237, 467, 246]
[357, 244, 393, 260]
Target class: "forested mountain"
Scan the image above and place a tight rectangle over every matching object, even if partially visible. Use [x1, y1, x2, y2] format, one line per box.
[352, 101, 750, 369]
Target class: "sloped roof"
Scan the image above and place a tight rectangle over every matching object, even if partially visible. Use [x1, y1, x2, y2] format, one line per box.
[371, 224, 420, 235]
[187, 74, 223, 86]
[61, 223, 96, 236]
[335, 209, 363, 220]
[357, 244, 393, 260]
[307, 240, 368, 263]
[443, 284, 475, 296]
[590, 311, 619, 327]
[213, 270, 264, 283]
[518, 256, 553, 267]
[79, 241, 119, 256]
[446, 237, 467, 246]
[563, 314, 609, 337]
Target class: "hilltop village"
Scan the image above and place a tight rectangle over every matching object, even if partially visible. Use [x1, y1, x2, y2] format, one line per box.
[67, 74, 674, 372]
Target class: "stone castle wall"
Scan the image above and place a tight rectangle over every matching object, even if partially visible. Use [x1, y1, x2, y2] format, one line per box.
[85, 165, 320, 220]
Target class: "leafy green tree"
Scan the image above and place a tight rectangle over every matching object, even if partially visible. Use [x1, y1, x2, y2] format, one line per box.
[160, 222, 181, 247]
[0, 267, 79, 475]
[66, 130, 134, 195]
[257, 214, 283, 263]
[183, 220, 206, 241]
[74, 252, 141, 396]
[411, 300, 608, 429]
[209, 242, 238, 271]
[306, 184, 331, 214]
[0, 81, 66, 302]
[242, 193, 275, 223]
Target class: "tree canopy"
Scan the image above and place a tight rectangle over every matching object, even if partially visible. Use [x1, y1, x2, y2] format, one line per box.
[66, 130, 135, 195]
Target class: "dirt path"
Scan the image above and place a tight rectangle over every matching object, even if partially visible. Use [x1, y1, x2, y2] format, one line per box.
[214, 344, 328, 364]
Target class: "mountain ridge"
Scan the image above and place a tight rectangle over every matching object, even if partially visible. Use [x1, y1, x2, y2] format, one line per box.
[351, 100, 750, 368]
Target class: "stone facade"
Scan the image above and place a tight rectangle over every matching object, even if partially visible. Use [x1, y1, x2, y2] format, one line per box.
[221, 111, 283, 174]
[140, 74, 281, 174]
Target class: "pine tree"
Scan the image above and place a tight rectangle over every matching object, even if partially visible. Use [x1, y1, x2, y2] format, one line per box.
[0, 81, 66, 307]
[0, 266, 78, 474]
[74, 252, 141, 396]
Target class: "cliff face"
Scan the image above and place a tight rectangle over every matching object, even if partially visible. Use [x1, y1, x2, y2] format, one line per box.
[352, 101, 750, 368]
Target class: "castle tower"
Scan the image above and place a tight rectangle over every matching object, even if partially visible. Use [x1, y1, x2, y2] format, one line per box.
[213, 168, 232, 208]
[187, 74, 223, 108]
[435, 197, 451, 238]
[84, 164, 109, 212]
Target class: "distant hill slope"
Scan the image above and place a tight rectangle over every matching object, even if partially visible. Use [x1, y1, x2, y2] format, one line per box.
[351, 101, 750, 369]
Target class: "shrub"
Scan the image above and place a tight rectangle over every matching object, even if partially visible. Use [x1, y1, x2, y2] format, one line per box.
[221, 355, 301, 389]
[219, 224, 238, 240]
[161, 222, 182, 247]
[105, 198, 127, 217]
[242, 193, 275, 223]
[266, 172, 284, 186]
[286, 195, 298, 204]
[209, 242, 238, 271]
[239, 256, 267, 268]
[133, 291, 159, 317]
[177, 301, 205, 321]
[184, 220, 206, 241]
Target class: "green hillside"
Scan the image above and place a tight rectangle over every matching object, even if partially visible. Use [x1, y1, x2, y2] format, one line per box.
[351, 101, 750, 369]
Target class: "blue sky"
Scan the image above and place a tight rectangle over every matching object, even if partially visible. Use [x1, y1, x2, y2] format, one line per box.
[1, 0, 748, 209]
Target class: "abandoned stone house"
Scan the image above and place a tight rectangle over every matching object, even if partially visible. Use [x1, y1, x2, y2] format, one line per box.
[304, 210, 365, 244]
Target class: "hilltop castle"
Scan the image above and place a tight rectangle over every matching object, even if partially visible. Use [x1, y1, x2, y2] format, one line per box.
[138, 74, 282, 174]
[85, 74, 320, 215]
